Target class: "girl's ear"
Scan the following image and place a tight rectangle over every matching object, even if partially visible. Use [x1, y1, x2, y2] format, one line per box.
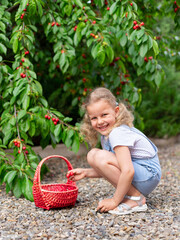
[115, 106, 119, 117]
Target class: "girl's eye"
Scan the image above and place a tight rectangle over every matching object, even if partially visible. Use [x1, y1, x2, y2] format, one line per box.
[102, 113, 107, 116]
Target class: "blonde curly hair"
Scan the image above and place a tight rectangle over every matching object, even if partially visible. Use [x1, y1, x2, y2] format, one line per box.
[80, 87, 134, 147]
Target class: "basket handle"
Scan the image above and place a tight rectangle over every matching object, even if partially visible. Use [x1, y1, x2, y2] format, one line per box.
[33, 155, 76, 187]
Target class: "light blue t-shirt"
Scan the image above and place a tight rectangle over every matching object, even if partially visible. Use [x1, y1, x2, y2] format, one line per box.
[101, 125, 157, 159]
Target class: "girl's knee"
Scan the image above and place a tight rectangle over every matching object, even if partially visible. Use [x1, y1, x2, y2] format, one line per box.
[87, 148, 109, 167]
[87, 148, 99, 165]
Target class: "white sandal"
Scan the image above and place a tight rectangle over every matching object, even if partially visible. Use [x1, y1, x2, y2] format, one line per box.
[108, 194, 147, 215]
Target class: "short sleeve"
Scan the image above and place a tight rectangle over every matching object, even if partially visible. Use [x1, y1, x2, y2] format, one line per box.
[109, 126, 136, 150]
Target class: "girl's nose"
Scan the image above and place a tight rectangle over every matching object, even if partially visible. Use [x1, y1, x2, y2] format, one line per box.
[97, 117, 103, 125]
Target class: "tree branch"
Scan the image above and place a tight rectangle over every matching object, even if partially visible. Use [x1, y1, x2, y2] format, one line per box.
[6, 4, 19, 13]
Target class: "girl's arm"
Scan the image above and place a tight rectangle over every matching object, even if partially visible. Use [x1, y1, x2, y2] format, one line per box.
[113, 146, 134, 205]
[96, 146, 134, 212]
[67, 168, 102, 181]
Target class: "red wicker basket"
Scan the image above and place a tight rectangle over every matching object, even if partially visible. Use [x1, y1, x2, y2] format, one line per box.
[32, 155, 78, 210]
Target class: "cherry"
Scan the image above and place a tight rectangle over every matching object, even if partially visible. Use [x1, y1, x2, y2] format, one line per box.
[21, 58, 25, 62]
[45, 114, 48, 119]
[140, 22, 144, 26]
[148, 56, 153, 60]
[22, 146, 26, 150]
[74, 25, 77, 31]
[144, 57, 148, 62]
[25, 51, 29, 55]
[107, 7, 110, 10]
[133, 21, 137, 25]
[51, 22, 55, 26]
[114, 57, 120, 62]
[25, 150, 28, 154]
[20, 13, 25, 19]
[92, 21, 96, 24]
[104, 1, 108, 5]
[21, 73, 26, 78]
[18, 150, 21, 154]
[130, 3, 133, 6]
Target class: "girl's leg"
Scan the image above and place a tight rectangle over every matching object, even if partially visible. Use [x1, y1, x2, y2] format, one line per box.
[87, 148, 121, 187]
[87, 148, 146, 208]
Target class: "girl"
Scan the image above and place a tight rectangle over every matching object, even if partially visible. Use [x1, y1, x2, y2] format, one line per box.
[67, 87, 161, 215]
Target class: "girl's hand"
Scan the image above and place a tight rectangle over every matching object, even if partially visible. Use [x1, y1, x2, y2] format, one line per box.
[96, 198, 117, 213]
[66, 168, 87, 181]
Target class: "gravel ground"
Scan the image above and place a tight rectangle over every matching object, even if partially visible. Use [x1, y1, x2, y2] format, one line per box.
[0, 143, 180, 240]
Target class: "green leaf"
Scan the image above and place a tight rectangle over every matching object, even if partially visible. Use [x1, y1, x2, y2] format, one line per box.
[3, 130, 13, 145]
[39, 97, 48, 107]
[54, 124, 61, 142]
[24, 175, 34, 201]
[140, 44, 148, 58]
[4, 170, 17, 185]
[120, 34, 127, 47]
[136, 29, 145, 40]
[23, 95, 30, 110]
[0, 21, 6, 33]
[118, 60, 126, 73]
[53, 51, 61, 62]
[17, 110, 27, 121]
[29, 0, 37, 16]
[12, 38, 19, 53]
[64, 4, 73, 16]
[153, 40, 159, 56]
[36, 0, 43, 16]
[64, 117, 72, 122]
[129, 30, 137, 41]
[154, 71, 162, 87]
[59, 52, 66, 68]
[0, 42, 7, 55]
[91, 43, 101, 59]
[97, 50, 105, 65]
[13, 178, 22, 198]
[28, 70, 37, 79]
[71, 134, 80, 153]
[148, 36, 153, 49]
[110, 2, 117, 15]
[137, 56, 144, 67]
[72, 97, 78, 107]
[33, 80, 43, 95]
[29, 121, 36, 137]
[74, 0, 83, 8]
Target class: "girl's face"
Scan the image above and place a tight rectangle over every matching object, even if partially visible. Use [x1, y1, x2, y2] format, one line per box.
[87, 99, 119, 136]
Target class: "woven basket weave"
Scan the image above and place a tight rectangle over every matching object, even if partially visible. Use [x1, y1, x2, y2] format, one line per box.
[32, 155, 78, 210]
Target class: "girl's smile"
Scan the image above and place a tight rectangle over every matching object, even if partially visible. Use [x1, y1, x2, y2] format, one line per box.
[87, 100, 119, 136]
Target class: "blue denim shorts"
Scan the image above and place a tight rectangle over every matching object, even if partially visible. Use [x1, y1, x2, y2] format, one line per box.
[132, 154, 161, 196]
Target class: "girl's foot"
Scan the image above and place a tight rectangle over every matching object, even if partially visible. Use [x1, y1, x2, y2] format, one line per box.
[108, 194, 147, 215]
